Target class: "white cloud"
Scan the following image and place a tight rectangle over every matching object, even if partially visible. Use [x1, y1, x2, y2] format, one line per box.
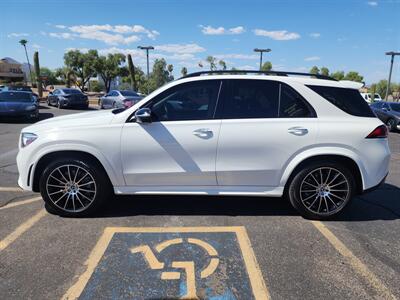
[55, 24, 66, 29]
[7, 33, 29, 38]
[367, 1, 378, 6]
[155, 43, 206, 54]
[65, 47, 90, 53]
[214, 53, 258, 60]
[40, 31, 47, 36]
[32, 44, 42, 49]
[49, 32, 74, 39]
[304, 56, 321, 61]
[309, 33, 321, 38]
[253, 29, 300, 40]
[200, 25, 245, 35]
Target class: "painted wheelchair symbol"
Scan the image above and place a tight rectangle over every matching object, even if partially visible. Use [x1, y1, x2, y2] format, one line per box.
[131, 238, 219, 299]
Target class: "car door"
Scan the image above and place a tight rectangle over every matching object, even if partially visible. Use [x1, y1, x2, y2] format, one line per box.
[121, 79, 222, 186]
[216, 79, 318, 187]
[49, 89, 58, 105]
[380, 102, 391, 122]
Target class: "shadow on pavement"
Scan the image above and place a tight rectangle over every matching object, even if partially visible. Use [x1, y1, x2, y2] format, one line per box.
[0, 112, 54, 124]
[82, 183, 400, 221]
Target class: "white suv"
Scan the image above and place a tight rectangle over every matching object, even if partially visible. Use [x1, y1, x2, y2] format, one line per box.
[17, 71, 390, 219]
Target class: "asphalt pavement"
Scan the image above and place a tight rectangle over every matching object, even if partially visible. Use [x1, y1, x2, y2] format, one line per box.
[0, 104, 399, 299]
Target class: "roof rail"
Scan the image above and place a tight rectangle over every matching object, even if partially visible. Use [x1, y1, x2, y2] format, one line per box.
[181, 70, 337, 81]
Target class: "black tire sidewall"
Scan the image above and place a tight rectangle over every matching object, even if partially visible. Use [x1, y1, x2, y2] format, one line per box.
[39, 158, 110, 217]
[288, 161, 355, 220]
[387, 119, 395, 131]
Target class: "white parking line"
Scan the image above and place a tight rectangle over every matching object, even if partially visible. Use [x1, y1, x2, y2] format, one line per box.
[312, 221, 396, 299]
[0, 187, 24, 192]
[0, 196, 42, 211]
[0, 209, 47, 251]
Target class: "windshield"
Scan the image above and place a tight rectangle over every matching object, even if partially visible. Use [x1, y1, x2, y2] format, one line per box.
[62, 89, 82, 94]
[120, 91, 139, 96]
[391, 103, 400, 112]
[0, 92, 33, 102]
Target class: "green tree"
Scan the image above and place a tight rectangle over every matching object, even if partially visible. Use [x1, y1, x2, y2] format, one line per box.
[344, 71, 363, 83]
[218, 60, 227, 70]
[181, 67, 188, 77]
[94, 53, 126, 92]
[320, 67, 329, 76]
[310, 66, 320, 75]
[147, 58, 173, 92]
[330, 71, 345, 81]
[127, 54, 137, 91]
[33, 51, 42, 97]
[206, 56, 217, 71]
[261, 61, 272, 71]
[373, 80, 389, 98]
[19, 39, 33, 84]
[64, 49, 99, 91]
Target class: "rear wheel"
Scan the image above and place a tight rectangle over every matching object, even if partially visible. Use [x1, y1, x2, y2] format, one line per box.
[287, 161, 355, 220]
[386, 118, 396, 132]
[39, 157, 111, 217]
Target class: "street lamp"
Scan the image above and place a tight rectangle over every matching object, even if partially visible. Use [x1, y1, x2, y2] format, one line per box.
[137, 45, 154, 80]
[385, 51, 400, 100]
[254, 48, 271, 70]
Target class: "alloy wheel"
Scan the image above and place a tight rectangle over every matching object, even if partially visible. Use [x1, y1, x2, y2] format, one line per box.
[299, 167, 350, 215]
[45, 164, 97, 212]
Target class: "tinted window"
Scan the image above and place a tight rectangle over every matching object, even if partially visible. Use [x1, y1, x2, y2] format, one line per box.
[0, 92, 32, 102]
[221, 80, 279, 119]
[307, 85, 375, 117]
[149, 80, 221, 121]
[279, 84, 315, 118]
[370, 102, 382, 109]
[121, 91, 138, 96]
[391, 103, 400, 112]
[62, 88, 82, 94]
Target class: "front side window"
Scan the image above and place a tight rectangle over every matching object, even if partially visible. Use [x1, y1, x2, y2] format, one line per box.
[221, 80, 279, 119]
[391, 103, 400, 112]
[307, 85, 375, 117]
[149, 80, 221, 121]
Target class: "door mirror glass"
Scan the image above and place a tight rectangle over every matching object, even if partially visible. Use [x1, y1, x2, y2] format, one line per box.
[135, 108, 152, 123]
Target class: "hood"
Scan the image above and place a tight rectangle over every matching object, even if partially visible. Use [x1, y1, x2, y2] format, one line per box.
[22, 109, 115, 133]
[0, 101, 35, 111]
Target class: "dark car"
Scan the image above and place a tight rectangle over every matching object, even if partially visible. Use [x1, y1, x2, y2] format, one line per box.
[47, 88, 89, 109]
[99, 90, 142, 109]
[8, 86, 39, 99]
[370, 101, 400, 131]
[0, 91, 39, 120]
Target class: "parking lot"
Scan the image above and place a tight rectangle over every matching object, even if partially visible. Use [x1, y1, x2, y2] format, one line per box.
[0, 104, 399, 299]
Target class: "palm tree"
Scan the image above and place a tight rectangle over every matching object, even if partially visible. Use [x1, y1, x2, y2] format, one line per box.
[19, 39, 33, 84]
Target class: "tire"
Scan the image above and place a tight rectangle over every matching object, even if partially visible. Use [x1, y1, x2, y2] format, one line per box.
[287, 161, 355, 220]
[57, 100, 62, 109]
[112, 102, 117, 109]
[47, 99, 51, 106]
[39, 157, 112, 217]
[386, 118, 396, 132]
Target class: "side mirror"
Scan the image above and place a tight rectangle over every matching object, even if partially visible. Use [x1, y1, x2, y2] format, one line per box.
[135, 108, 152, 124]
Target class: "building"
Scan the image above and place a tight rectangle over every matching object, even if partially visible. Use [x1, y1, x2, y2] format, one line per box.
[0, 57, 25, 83]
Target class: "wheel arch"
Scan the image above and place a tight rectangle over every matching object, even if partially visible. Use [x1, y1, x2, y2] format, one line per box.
[282, 154, 364, 196]
[32, 150, 114, 192]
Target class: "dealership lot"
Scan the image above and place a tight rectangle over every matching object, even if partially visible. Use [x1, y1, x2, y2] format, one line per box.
[1, 105, 399, 299]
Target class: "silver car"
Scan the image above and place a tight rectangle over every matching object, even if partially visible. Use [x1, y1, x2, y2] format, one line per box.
[99, 90, 142, 109]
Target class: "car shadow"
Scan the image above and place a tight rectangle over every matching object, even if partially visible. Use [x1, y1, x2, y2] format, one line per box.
[82, 183, 400, 221]
[0, 112, 54, 124]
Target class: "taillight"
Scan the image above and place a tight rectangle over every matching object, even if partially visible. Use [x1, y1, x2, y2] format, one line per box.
[366, 125, 388, 139]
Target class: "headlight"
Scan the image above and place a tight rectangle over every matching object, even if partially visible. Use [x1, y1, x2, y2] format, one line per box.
[25, 105, 37, 111]
[21, 132, 38, 148]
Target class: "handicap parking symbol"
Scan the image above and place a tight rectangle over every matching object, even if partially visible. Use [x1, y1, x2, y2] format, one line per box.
[63, 227, 269, 300]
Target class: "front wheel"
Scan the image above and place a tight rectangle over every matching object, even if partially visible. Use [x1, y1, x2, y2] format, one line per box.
[39, 157, 111, 217]
[287, 161, 355, 220]
[386, 118, 396, 132]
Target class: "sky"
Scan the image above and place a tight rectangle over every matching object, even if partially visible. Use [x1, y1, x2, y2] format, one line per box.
[1, 0, 399, 84]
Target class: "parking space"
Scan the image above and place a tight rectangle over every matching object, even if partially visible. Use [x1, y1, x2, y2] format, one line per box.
[1, 104, 400, 299]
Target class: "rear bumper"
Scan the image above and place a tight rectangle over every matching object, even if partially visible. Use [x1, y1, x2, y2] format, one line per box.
[362, 173, 387, 194]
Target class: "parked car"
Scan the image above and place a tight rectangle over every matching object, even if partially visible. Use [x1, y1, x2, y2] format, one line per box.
[8, 86, 39, 99]
[99, 90, 142, 109]
[360, 92, 383, 103]
[0, 91, 39, 120]
[47, 88, 89, 109]
[370, 101, 400, 131]
[17, 71, 390, 220]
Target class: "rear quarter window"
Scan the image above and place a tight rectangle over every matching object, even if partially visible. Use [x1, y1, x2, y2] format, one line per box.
[307, 85, 375, 117]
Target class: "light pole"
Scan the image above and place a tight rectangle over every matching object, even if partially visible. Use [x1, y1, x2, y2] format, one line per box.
[137, 46, 154, 80]
[385, 51, 400, 100]
[254, 48, 271, 70]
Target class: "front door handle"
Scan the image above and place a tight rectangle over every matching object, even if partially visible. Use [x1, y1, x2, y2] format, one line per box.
[288, 126, 308, 136]
[193, 128, 213, 138]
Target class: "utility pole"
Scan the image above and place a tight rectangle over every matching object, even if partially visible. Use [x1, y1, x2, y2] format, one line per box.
[254, 48, 271, 70]
[385, 51, 400, 100]
[137, 46, 154, 94]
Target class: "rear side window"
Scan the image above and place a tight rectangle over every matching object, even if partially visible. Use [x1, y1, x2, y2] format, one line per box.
[307, 85, 375, 117]
[279, 84, 315, 118]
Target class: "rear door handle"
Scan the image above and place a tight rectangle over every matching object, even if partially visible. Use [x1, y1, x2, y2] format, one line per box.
[288, 126, 308, 136]
[193, 128, 213, 138]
